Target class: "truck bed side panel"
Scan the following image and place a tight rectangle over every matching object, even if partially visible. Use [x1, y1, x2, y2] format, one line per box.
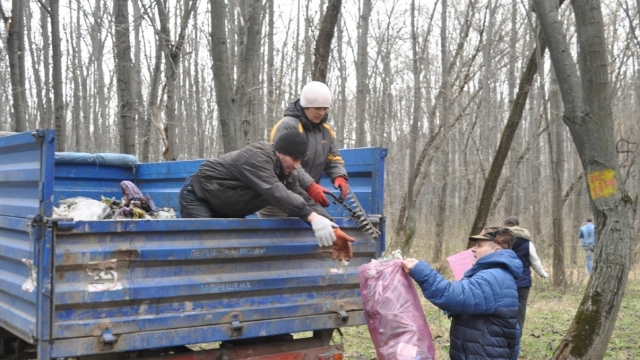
[0, 130, 55, 343]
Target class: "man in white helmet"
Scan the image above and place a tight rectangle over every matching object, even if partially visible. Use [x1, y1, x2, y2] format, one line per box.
[260, 81, 349, 217]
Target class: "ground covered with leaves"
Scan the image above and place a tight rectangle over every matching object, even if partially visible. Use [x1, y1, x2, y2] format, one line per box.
[340, 270, 640, 359]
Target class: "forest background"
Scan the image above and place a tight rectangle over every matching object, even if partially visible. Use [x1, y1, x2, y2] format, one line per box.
[1, 0, 640, 358]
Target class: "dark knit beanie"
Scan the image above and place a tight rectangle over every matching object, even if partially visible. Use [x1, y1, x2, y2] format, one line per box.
[274, 130, 308, 159]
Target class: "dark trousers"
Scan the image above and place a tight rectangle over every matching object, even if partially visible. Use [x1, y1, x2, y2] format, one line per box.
[517, 287, 531, 333]
[178, 176, 226, 218]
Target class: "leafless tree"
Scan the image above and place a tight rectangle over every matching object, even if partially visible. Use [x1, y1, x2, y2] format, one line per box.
[433, 0, 449, 263]
[468, 30, 548, 242]
[114, 0, 136, 155]
[157, 0, 197, 160]
[533, 0, 636, 357]
[48, 0, 65, 151]
[2, 0, 27, 132]
[312, 0, 341, 83]
[354, 0, 371, 147]
[210, 0, 263, 153]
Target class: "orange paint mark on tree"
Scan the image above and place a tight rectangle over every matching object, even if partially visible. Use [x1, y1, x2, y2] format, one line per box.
[587, 169, 618, 200]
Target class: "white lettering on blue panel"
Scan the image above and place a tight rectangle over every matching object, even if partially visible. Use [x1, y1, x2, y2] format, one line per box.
[201, 282, 252, 293]
[190, 247, 266, 258]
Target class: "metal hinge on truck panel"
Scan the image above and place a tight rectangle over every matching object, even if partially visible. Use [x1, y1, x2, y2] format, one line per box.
[336, 307, 349, 325]
[230, 313, 243, 337]
[99, 328, 117, 351]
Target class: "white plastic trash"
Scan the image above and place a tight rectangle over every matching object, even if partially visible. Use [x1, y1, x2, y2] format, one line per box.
[53, 197, 112, 221]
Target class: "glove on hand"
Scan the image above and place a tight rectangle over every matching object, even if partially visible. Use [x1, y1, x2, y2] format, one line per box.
[333, 176, 348, 201]
[306, 182, 331, 207]
[332, 228, 355, 261]
[311, 216, 337, 247]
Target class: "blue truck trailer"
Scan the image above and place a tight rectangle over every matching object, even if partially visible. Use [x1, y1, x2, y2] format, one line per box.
[0, 130, 386, 360]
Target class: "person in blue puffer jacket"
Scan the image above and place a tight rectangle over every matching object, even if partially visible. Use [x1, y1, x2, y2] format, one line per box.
[402, 227, 522, 360]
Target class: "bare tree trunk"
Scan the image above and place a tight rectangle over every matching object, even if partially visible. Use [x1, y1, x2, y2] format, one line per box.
[90, 0, 105, 150]
[71, 1, 82, 151]
[114, 0, 136, 155]
[158, 0, 196, 160]
[504, 0, 518, 216]
[50, 0, 65, 150]
[5, 0, 27, 131]
[73, 1, 90, 152]
[41, 1, 52, 129]
[548, 65, 567, 288]
[193, 15, 204, 159]
[210, 0, 237, 152]
[379, 43, 391, 149]
[336, 12, 346, 147]
[302, 0, 311, 86]
[80, 60, 91, 151]
[132, 0, 146, 157]
[433, 0, 449, 263]
[570, 168, 583, 266]
[266, 0, 275, 130]
[400, 0, 421, 254]
[531, 91, 542, 239]
[232, 0, 263, 147]
[479, 0, 494, 160]
[25, 5, 46, 129]
[142, 32, 164, 163]
[312, 0, 341, 82]
[533, 0, 636, 358]
[354, 0, 371, 148]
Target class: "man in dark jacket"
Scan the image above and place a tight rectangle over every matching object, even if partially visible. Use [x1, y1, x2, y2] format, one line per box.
[260, 81, 348, 217]
[503, 215, 548, 334]
[178, 130, 354, 261]
[402, 228, 522, 360]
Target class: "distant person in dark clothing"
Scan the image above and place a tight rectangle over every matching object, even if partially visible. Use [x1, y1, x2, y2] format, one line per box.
[178, 130, 354, 261]
[503, 215, 548, 334]
[578, 218, 596, 274]
[402, 227, 522, 359]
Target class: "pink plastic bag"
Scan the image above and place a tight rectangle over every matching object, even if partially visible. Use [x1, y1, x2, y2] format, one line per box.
[446, 249, 474, 280]
[358, 260, 436, 360]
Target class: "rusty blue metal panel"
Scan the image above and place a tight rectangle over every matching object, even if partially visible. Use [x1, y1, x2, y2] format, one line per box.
[50, 311, 366, 358]
[51, 218, 377, 347]
[134, 159, 202, 213]
[0, 130, 55, 344]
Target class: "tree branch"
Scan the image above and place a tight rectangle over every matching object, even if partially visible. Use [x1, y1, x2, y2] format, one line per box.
[35, 0, 52, 16]
[561, 171, 584, 207]
[532, 0, 583, 122]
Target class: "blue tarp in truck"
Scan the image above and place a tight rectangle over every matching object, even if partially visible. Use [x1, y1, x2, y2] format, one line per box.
[0, 129, 386, 359]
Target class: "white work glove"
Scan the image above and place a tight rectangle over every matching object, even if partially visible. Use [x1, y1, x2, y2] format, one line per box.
[310, 216, 337, 247]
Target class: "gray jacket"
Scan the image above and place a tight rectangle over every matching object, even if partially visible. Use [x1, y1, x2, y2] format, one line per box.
[270, 100, 347, 189]
[195, 142, 329, 220]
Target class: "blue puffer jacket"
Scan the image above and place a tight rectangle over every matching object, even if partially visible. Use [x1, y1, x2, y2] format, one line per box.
[409, 250, 522, 360]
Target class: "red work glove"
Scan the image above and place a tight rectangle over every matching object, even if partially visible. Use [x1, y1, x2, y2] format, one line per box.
[306, 182, 331, 207]
[333, 176, 348, 201]
[332, 228, 355, 261]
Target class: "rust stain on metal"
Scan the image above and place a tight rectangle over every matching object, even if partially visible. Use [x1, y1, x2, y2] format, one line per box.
[114, 249, 139, 261]
[61, 249, 74, 266]
[90, 322, 115, 337]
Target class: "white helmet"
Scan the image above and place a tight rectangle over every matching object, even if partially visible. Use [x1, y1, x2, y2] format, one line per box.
[299, 81, 332, 108]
